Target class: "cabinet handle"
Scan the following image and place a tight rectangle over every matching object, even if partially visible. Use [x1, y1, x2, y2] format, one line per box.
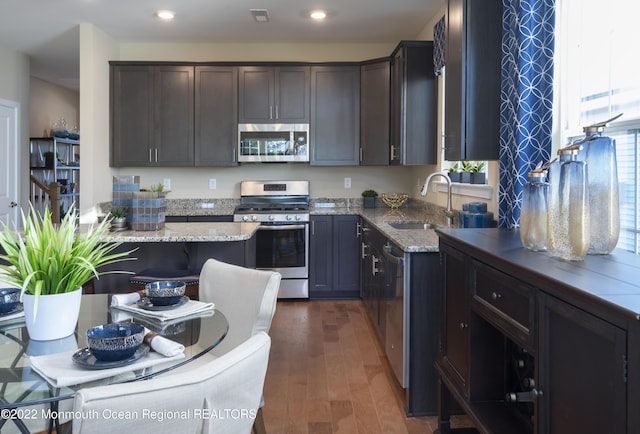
[269, 106, 273, 120]
[390, 145, 397, 161]
[361, 242, 369, 259]
[459, 322, 468, 329]
[372, 255, 381, 275]
[155, 148, 158, 163]
[149, 148, 152, 163]
[356, 222, 362, 236]
[275, 105, 279, 119]
[491, 291, 502, 300]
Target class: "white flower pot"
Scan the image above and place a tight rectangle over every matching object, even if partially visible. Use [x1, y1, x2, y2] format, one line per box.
[23, 288, 82, 341]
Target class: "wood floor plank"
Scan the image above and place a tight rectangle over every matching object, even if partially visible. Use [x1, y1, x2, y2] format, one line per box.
[263, 300, 445, 434]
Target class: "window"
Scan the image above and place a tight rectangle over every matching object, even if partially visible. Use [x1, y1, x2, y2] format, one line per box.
[558, 0, 640, 253]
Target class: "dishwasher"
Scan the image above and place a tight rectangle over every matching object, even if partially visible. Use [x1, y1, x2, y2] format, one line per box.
[383, 240, 407, 387]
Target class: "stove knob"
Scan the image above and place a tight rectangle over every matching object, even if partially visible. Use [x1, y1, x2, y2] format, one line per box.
[286, 215, 292, 221]
[251, 215, 258, 222]
[295, 215, 301, 221]
[269, 215, 275, 221]
[242, 215, 249, 222]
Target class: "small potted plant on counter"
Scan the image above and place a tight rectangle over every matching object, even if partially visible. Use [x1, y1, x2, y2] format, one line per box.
[361, 189, 378, 209]
[447, 162, 462, 183]
[469, 161, 487, 184]
[110, 206, 128, 231]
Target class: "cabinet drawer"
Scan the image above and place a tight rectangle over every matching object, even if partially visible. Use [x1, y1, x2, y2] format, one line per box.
[471, 260, 535, 349]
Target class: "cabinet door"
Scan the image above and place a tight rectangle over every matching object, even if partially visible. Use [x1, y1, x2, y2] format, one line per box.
[444, 0, 502, 161]
[390, 42, 437, 165]
[360, 60, 390, 165]
[111, 65, 154, 166]
[275, 66, 310, 123]
[538, 293, 626, 434]
[310, 66, 360, 166]
[154, 66, 195, 166]
[195, 66, 238, 166]
[438, 242, 469, 395]
[309, 215, 332, 294]
[331, 215, 360, 295]
[238, 67, 274, 123]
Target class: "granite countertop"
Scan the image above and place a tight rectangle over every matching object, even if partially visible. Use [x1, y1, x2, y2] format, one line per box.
[87, 222, 260, 243]
[312, 204, 450, 253]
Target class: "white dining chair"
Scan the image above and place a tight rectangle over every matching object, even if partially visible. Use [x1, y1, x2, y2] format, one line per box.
[72, 332, 271, 434]
[198, 258, 281, 434]
[198, 258, 281, 357]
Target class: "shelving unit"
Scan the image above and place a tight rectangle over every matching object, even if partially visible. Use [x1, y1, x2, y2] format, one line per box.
[29, 136, 80, 217]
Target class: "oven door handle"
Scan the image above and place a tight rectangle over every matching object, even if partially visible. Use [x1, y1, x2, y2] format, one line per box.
[257, 224, 307, 231]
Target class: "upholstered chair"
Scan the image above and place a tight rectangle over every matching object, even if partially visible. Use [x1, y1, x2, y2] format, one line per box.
[72, 332, 271, 434]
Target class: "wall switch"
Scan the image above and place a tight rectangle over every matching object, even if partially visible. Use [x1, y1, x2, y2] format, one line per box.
[163, 178, 171, 191]
[209, 179, 217, 190]
[344, 177, 352, 189]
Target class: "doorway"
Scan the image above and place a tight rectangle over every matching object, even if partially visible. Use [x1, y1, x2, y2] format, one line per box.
[0, 98, 20, 226]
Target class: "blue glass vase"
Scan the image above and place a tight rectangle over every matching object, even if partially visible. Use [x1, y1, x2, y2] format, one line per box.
[520, 170, 549, 251]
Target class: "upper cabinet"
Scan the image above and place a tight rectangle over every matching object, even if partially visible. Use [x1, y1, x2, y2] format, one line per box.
[360, 59, 390, 166]
[444, 0, 502, 161]
[310, 65, 361, 166]
[390, 41, 437, 165]
[111, 64, 195, 167]
[238, 66, 310, 124]
[195, 66, 238, 166]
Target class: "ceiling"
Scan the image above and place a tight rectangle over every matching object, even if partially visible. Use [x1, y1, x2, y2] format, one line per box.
[0, 0, 445, 90]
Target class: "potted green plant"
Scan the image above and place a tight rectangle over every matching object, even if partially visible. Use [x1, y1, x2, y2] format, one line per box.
[469, 161, 487, 184]
[447, 162, 462, 183]
[110, 206, 128, 231]
[361, 190, 378, 209]
[0, 205, 134, 340]
[461, 161, 475, 183]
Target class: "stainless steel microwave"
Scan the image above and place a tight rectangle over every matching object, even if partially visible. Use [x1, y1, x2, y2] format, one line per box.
[238, 124, 309, 162]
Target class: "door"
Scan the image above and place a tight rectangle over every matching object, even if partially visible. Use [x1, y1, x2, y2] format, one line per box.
[0, 99, 19, 226]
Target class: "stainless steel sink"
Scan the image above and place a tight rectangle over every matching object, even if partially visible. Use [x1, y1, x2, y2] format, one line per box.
[387, 221, 437, 230]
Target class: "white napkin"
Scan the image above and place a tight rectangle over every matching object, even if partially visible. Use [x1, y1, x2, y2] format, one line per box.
[29, 348, 185, 388]
[144, 328, 185, 356]
[113, 299, 214, 322]
[110, 292, 142, 307]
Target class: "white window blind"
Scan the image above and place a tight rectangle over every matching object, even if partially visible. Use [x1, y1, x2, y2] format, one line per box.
[559, 0, 640, 253]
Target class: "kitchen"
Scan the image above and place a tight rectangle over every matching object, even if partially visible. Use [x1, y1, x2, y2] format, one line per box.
[2, 0, 639, 433]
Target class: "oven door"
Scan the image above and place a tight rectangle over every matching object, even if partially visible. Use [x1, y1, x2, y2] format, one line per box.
[255, 223, 308, 279]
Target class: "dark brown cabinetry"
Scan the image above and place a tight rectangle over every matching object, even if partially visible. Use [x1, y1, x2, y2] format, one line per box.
[310, 65, 361, 166]
[444, 0, 502, 161]
[309, 215, 360, 298]
[435, 228, 637, 434]
[238, 66, 310, 123]
[360, 59, 390, 165]
[110, 64, 194, 166]
[390, 41, 437, 165]
[195, 66, 238, 166]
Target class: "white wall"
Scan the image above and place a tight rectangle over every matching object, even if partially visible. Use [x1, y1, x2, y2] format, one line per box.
[29, 77, 79, 137]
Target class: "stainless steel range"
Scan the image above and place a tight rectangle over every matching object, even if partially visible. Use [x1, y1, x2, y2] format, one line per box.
[233, 180, 310, 299]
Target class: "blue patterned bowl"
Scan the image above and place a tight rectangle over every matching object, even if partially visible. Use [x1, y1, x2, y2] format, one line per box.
[0, 288, 21, 314]
[87, 323, 145, 362]
[145, 281, 186, 306]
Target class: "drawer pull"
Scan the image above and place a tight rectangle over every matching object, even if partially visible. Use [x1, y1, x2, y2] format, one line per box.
[459, 322, 468, 329]
[491, 291, 502, 300]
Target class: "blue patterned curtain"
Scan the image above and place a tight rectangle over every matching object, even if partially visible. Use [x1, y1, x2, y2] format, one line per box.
[499, 0, 556, 228]
[433, 16, 446, 75]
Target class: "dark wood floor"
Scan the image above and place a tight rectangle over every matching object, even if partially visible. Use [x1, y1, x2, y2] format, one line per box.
[262, 300, 471, 434]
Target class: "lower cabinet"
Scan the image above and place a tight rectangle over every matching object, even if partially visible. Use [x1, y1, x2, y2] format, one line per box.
[309, 215, 360, 298]
[436, 235, 630, 434]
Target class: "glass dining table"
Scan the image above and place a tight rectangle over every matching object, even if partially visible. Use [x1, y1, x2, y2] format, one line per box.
[0, 293, 228, 433]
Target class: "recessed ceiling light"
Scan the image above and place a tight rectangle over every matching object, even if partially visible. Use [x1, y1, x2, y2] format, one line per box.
[310, 10, 327, 20]
[251, 9, 270, 23]
[156, 10, 176, 20]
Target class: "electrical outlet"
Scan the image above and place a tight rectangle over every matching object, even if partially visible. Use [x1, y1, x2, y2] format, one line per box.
[163, 178, 171, 190]
[344, 177, 351, 189]
[209, 179, 216, 190]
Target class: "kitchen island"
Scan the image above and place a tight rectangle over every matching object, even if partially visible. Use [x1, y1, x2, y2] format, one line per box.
[90, 222, 260, 294]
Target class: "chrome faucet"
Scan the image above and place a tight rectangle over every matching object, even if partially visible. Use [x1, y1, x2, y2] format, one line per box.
[421, 171, 454, 227]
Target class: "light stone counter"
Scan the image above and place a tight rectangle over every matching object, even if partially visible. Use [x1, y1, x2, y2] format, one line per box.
[87, 222, 260, 243]
[311, 204, 452, 253]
